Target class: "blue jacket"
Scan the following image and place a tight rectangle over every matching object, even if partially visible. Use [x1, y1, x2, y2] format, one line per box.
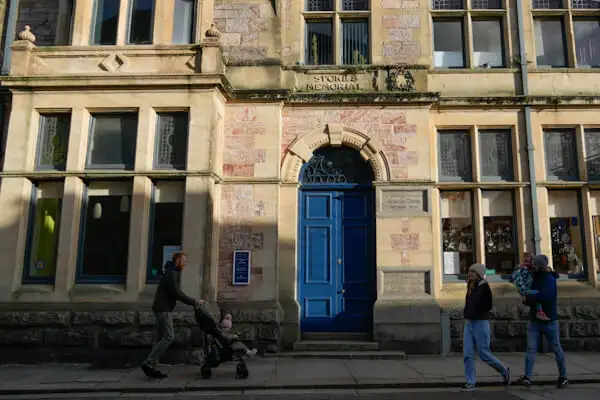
[525, 271, 559, 321]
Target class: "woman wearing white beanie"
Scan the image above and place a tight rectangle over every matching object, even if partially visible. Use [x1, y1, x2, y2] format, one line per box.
[461, 263, 511, 391]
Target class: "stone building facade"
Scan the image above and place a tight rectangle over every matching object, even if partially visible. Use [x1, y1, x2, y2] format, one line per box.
[0, 0, 600, 363]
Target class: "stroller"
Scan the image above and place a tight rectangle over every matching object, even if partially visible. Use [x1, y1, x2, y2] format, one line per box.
[194, 307, 249, 379]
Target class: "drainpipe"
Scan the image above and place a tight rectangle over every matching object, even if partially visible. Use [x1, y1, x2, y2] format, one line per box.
[516, 0, 542, 255]
[1, 0, 20, 75]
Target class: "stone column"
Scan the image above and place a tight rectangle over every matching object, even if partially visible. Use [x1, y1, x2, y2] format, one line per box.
[66, 107, 90, 171]
[1, 91, 34, 171]
[125, 176, 153, 296]
[53, 176, 85, 301]
[0, 177, 33, 301]
[70, 0, 93, 46]
[134, 107, 155, 171]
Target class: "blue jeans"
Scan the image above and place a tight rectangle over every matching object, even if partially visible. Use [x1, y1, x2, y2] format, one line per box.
[463, 320, 507, 385]
[525, 320, 567, 378]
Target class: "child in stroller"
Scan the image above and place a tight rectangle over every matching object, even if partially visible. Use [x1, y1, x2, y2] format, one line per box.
[193, 307, 253, 379]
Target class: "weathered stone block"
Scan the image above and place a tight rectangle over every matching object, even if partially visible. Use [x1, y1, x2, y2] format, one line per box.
[257, 324, 279, 340]
[224, 307, 279, 323]
[584, 338, 600, 351]
[0, 329, 43, 344]
[570, 322, 600, 337]
[43, 328, 93, 346]
[450, 321, 463, 339]
[72, 311, 135, 326]
[494, 322, 527, 338]
[574, 305, 600, 320]
[233, 324, 256, 341]
[446, 307, 464, 320]
[490, 305, 519, 320]
[0, 311, 69, 327]
[139, 311, 196, 327]
[557, 305, 573, 320]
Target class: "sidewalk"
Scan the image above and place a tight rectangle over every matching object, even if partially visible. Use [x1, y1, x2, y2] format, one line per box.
[0, 352, 599, 396]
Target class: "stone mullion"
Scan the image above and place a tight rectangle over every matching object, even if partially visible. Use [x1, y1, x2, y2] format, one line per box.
[125, 176, 152, 296]
[70, 0, 93, 46]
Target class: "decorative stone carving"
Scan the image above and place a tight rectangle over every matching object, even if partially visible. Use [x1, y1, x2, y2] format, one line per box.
[205, 23, 221, 40]
[327, 123, 344, 147]
[98, 54, 128, 72]
[387, 68, 416, 92]
[18, 25, 36, 43]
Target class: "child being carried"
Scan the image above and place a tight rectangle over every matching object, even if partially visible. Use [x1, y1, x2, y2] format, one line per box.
[220, 313, 258, 357]
[511, 254, 557, 321]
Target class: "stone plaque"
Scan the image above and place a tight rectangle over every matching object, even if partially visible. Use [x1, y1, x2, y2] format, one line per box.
[382, 270, 431, 297]
[378, 188, 429, 217]
[301, 71, 372, 91]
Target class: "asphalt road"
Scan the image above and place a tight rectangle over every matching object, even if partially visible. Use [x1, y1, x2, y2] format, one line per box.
[5, 385, 600, 400]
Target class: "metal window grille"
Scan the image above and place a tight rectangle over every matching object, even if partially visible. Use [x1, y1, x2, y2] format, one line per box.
[544, 130, 579, 180]
[439, 131, 472, 181]
[532, 0, 564, 9]
[342, 20, 369, 64]
[342, 0, 369, 10]
[472, 0, 503, 9]
[479, 130, 513, 180]
[572, 0, 599, 9]
[156, 113, 188, 168]
[432, 0, 465, 9]
[585, 130, 600, 180]
[37, 114, 70, 170]
[306, 0, 334, 11]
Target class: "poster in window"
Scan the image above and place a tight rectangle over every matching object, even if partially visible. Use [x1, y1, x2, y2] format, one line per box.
[443, 251, 461, 275]
[232, 250, 251, 285]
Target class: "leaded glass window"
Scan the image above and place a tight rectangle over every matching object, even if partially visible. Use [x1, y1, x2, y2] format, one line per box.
[306, 0, 333, 11]
[343, 0, 369, 10]
[479, 130, 513, 180]
[155, 112, 188, 169]
[532, 0, 564, 8]
[572, 0, 598, 8]
[37, 114, 71, 170]
[472, 0, 503, 9]
[544, 130, 579, 180]
[585, 129, 600, 180]
[439, 131, 472, 181]
[432, 0, 464, 9]
[301, 146, 373, 184]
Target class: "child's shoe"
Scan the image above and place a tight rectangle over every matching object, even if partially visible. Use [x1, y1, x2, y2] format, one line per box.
[246, 348, 258, 357]
[536, 310, 551, 321]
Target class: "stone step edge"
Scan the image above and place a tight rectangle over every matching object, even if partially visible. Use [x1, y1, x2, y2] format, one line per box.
[264, 351, 407, 359]
[1, 377, 599, 396]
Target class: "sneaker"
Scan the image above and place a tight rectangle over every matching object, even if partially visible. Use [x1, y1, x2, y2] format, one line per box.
[503, 367, 512, 386]
[536, 310, 551, 321]
[556, 377, 568, 388]
[461, 383, 476, 391]
[246, 348, 258, 357]
[518, 376, 532, 388]
[141, 364, 168, 379]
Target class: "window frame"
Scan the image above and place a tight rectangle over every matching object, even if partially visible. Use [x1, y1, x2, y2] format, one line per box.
[438, 129, 473, 182]
[544, 128, 580, 181]
[153, 111, 189, 170]
[35, 112, 72, 172]
[478, 129, 514, 181]
[90, 0, 122, 46]
[440, 189, 476, 281]
[126, 0, 156, 45]
[303, 1, 371, 66]
[22, 181, 63, 284]
[172, 0, 197, 45]
[86, 112, 139, 170]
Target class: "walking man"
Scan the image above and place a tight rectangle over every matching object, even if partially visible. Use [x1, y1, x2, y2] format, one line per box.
[141, 251, 203, 379]
[518, 254, 568, 388]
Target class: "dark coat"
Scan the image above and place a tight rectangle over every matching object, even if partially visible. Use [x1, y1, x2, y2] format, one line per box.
[525, 270, 559, 321]
[463, 280, 493, 320]
[152, 262, 196, 313]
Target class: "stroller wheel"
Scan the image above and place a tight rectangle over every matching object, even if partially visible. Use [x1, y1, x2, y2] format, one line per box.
[235, 362, 249, 379]
[200, 365, 212, 379]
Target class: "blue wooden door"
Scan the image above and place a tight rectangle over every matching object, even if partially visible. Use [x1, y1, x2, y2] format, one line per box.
[299, 188, 374, 333]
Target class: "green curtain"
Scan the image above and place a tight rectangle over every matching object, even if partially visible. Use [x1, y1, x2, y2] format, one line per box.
[30, 198, 60, 278]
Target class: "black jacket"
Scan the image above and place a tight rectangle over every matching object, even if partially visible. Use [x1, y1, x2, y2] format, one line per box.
[152, 265, 196, 313]
[463, 280, 493, 320]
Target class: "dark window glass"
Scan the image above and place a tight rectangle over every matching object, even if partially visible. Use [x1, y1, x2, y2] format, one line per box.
[574, 19, 600, 68]
[585, 129, 600, 180]
[534, 18, 568, 67]
[533, 0, 564, 8]
[472, 20, 505, 68]
[92, 0, 121, 45]
[148, 200, 183, 282]
[479, 130, 513, 180]
[544, 129, 579, 180]
[549, 191, 584, 276]
[342, 20, 369, 65]
[472, 0, 503, 8]
[306, 20, 333, 65]
[306, 0, 334, 11]
[172, 0, 195, 44]
[155, 112, 188, 169]
[482, 191, 516, 276]
[432, 0, 464, 9]
[342, 0, 369, 10]
[37, 114, 71, 170]
[80, 194, 131, 280]
[129, 0, 155, 44]
[87, 114, 138, 169]
[433, 19, 465, 68]
[572, 0, 600, 8]
[442, 191, 473, 275]
[438, 131, 472, 181]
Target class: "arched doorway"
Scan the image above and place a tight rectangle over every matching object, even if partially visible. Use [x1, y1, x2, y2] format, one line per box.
[298, 146, 376, 336]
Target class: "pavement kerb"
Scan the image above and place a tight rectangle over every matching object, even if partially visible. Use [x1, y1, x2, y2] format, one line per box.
[1, 377, 600, 396]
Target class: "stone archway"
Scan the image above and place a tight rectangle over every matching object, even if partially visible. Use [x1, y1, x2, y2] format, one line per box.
[281, 124, 391, 183]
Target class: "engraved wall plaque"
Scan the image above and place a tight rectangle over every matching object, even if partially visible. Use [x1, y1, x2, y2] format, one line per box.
[377, 187, 430, 217]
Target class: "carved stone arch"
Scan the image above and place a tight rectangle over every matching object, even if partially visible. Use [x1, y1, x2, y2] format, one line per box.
[281, 124, 391, 183]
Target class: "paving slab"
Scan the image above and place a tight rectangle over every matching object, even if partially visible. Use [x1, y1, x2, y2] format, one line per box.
[269, 358, 355, 386]
[343, 359, 422, 383]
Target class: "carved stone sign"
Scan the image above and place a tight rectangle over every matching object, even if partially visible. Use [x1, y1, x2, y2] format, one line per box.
[382, 270, 431, 297]
[305, 74, 361, 91]
[377, 188, 430, 217]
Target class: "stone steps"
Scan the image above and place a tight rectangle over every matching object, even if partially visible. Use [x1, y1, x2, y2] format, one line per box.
[265, 350, 408, 360]
[293, 340, 380, 352]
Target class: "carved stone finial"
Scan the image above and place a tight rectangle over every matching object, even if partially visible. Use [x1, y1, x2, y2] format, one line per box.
[18, 25, 36, 43]
[205, 23, 221, 39]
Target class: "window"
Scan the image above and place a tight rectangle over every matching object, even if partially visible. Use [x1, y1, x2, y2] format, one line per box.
[586, 129, 600, 180]
[479, 129, 513, 180]
[155, 112, 188, 169]
[431, 1, 506, 68]
[534, 19, 568, 67]
[590, 190, 600, 274]
[544, 129, 579, 180]
[36, 114, 71, 171]
[574, 19, 600, 68]
[438, 131, 472, 181]
[172, 0, 195, 44]
[533, 0, 564, 7]
[78, 181, 132, 283]
[147, 181, 184, 283]
[548, 190, 585, 276]
[23, 182, 63, 283]
[572, 0, 600, 9]
[87, 113, 138, 170]
[92, 0, 121, 45]
[441, 191, 474, 275]
[482, 191, 516, 275]
[128, 0, 155, 44]
[304, 0, 370, 65]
